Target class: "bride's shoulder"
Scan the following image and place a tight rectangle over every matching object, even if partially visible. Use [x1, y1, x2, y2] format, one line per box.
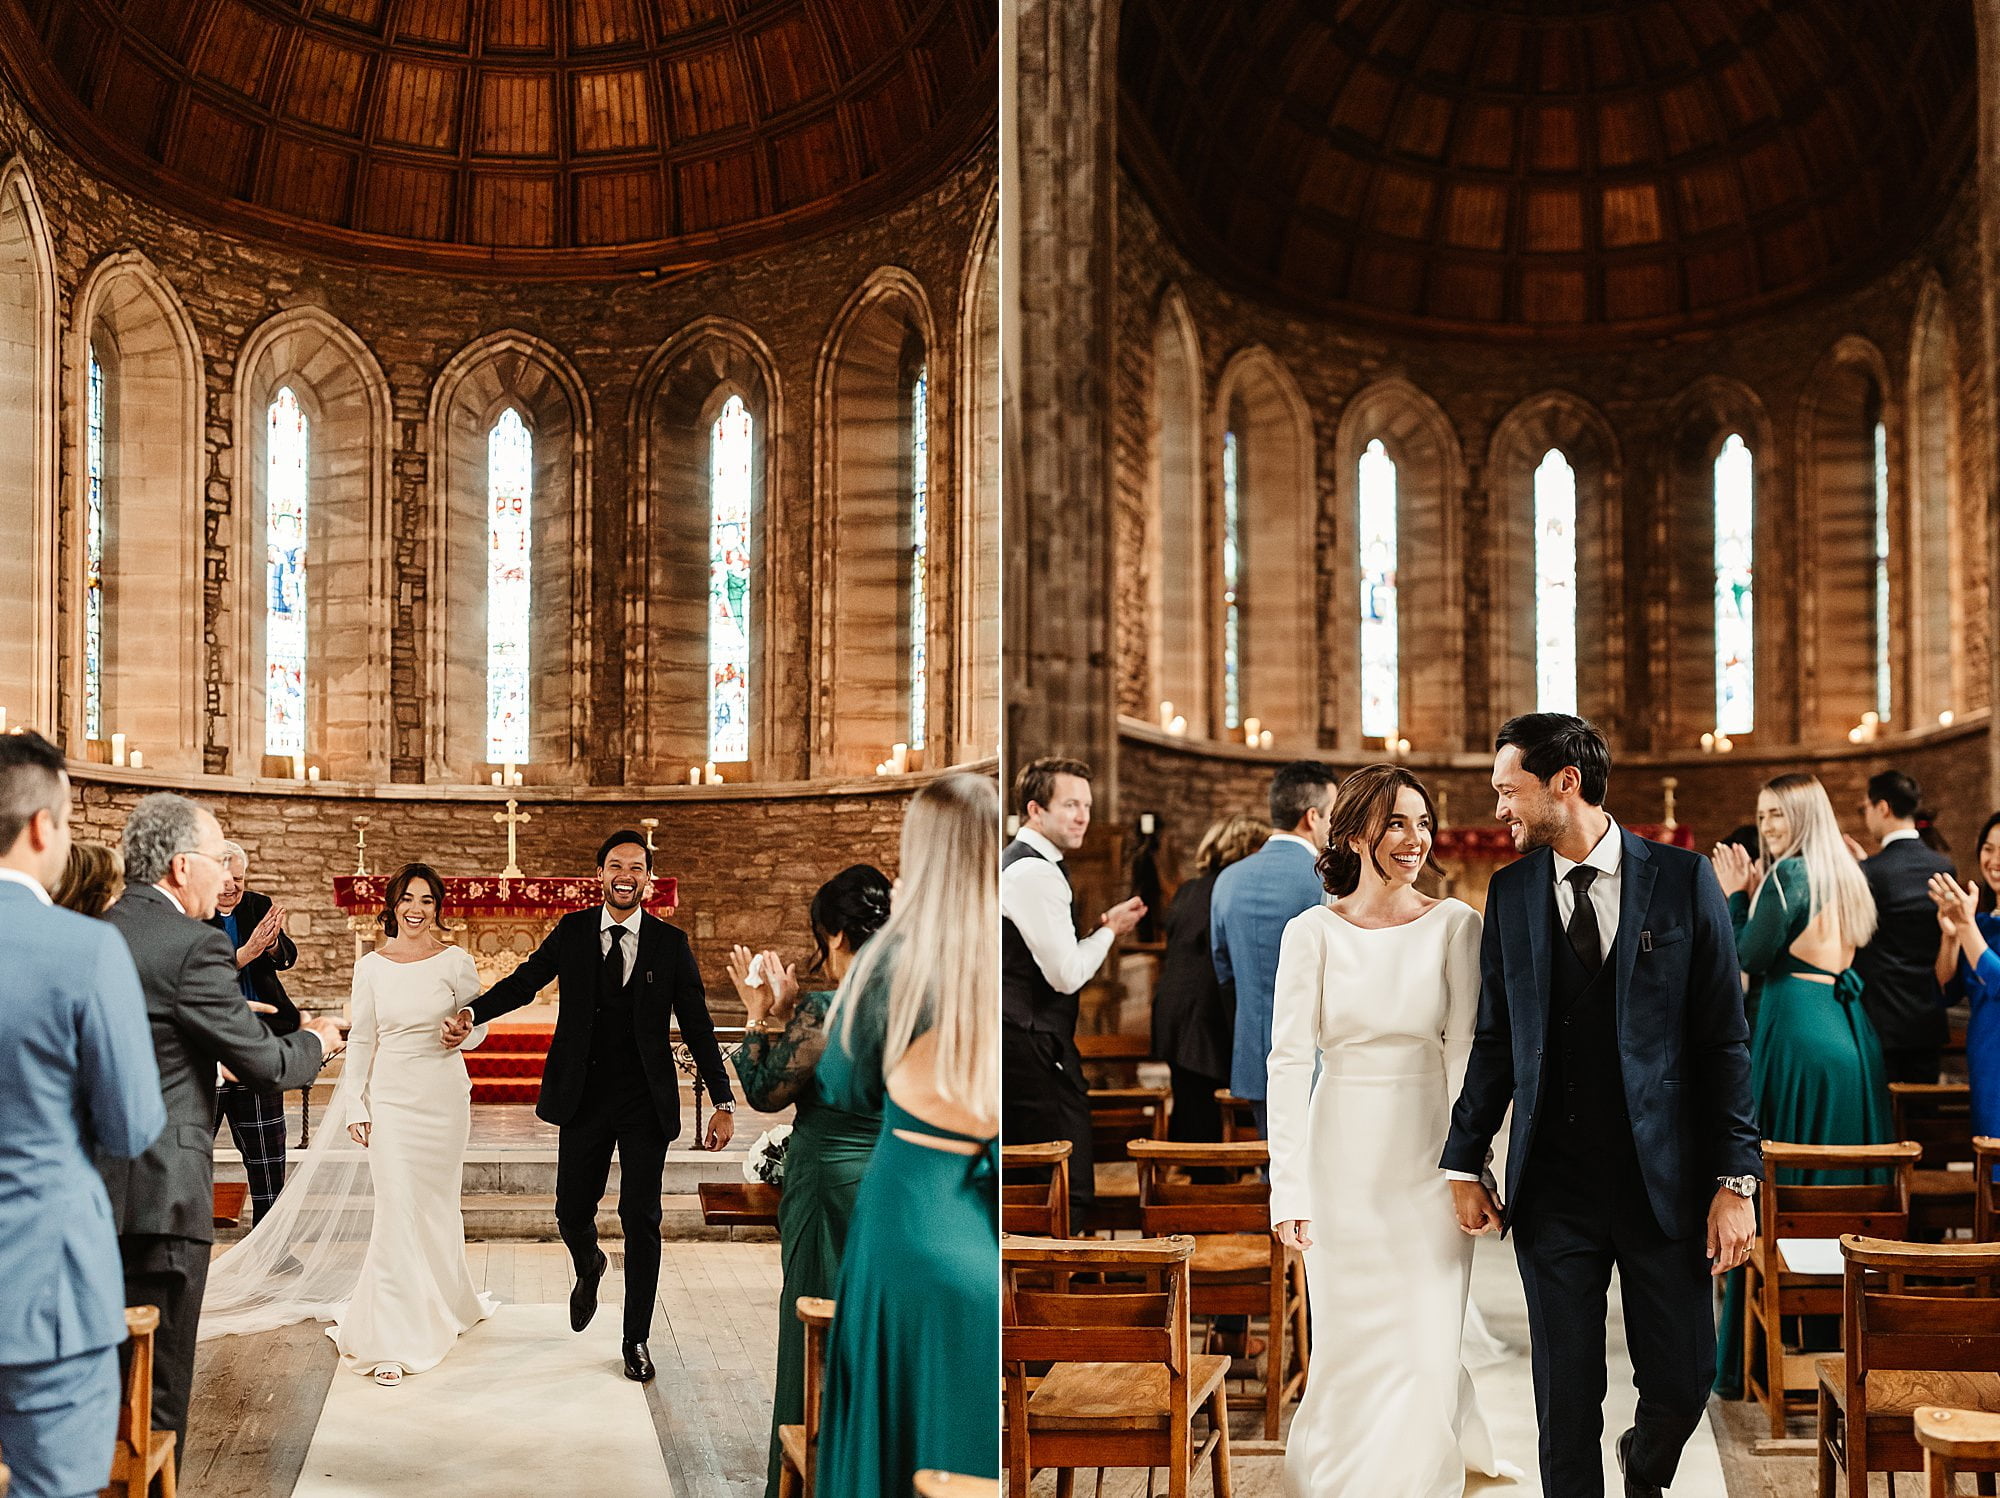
[1436, 896, 1482, 928]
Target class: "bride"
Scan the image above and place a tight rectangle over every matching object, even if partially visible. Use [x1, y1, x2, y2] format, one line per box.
[1267, 765, 1515, 1496]
[201, 862, 497, 1384]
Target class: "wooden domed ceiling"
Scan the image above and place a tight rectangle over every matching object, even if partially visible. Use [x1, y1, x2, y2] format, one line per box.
[1119, 0, 1976, 339]
[0, 0, 993, 275]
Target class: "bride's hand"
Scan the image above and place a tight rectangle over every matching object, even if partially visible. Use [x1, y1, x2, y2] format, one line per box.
[1274, 1219, 1313, 1251]
[347, 1122, 370, 1148]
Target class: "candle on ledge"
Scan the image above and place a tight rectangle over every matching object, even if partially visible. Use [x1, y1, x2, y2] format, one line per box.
[1242, 716, 1261, 745]
[1158, 700, 1175, 728]
[875, 762, 889, 776]
[1168, 715, 1187, 737]
[307, 765, 320, 782]
[128, 750, 143, 770]
[891, 742, 909, 774]
[705, 763, 721, 785]
[1139, 813, 1157, 835]
[291, 751, 306, 781]
[492, 771, 502, 786]
[0, 705, 8, 733]
[110, 733, 127, 767]
[688, 766, 702, 785]
[1259, 729, 1274, 750]
[1941, 709, 1957, 727]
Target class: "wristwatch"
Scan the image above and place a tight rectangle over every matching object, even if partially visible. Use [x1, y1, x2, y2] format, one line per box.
[713, 1101, 735, 1113]
[1717, 1174, 1758, 1198]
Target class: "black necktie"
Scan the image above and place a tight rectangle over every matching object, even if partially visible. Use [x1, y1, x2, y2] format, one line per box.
[1565, 866, 1602, 972]
[602, 926, 627, 996]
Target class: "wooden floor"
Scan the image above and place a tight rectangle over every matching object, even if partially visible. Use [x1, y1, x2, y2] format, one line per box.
[188, 1239, 781, 1498]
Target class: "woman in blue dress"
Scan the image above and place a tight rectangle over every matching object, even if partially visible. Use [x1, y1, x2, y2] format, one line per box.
[1928, 810, 2000, 1157]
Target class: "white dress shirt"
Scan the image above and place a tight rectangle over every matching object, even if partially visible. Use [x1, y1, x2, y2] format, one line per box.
[1265, 830, 1323, 860]
[152, 882, 188, 916]
[1000, 826, 1114, 996]
[1879, 827, 1920, 847]
[600, 904, 643, 985]
[0, 867, 51, 904]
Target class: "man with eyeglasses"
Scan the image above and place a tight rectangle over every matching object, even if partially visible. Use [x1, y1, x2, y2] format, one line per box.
[99, 793, 343, 1474]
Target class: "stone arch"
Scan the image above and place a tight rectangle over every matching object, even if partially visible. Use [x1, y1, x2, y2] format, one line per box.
[1907, 279, 1960, 723]
[428, 330, 592, 784]
[1331, 377, 1467, 751]
[1485, 390, 1624, 737]
[0, 159, 56, 734]
[1660, 375, 1777, 747]
[231, 305, 394, 780]
[69, 251, 202, 771]
[814, 265, 939, 776]
[956, 194, 1001, 764]
[628, 316, 780, 779]
[1797, 335, 1896, 741]
[1148, 284, 1207, 734]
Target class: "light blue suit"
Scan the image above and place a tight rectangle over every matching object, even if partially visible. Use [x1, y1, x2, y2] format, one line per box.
[0, 879, 165, 1498]
[1211, 837, 1326, 1104]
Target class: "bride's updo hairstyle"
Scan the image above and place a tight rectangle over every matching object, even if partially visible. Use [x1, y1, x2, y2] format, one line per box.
[378, 862, 450, 937]
[1315, 764, 1443, 897]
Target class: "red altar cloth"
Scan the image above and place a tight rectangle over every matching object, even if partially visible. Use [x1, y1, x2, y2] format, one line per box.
[1432, 824, 1693, 859]
[331, 874, 679, 917]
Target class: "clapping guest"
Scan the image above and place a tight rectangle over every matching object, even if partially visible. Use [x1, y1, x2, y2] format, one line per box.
[0, 733, 164, 1498]
[725, 864, 893, 1498]
[815, 773, 999, 1496]
[1852, 771, 1958, 1085]
[52, 839, 122, 917]
[1929, 812, 2000, 1152]
[208, 841, 302, 1226]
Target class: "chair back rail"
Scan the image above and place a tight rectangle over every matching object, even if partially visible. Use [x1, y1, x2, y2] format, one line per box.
[1889, 1084, 1978, 1169]
[1001, 1141, 1072, 1239]
[1975, 1137, 2000, 1243]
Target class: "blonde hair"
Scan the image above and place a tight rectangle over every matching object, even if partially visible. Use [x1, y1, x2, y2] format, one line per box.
[1752, 772, 1877, 947]
[833, 771, 998, 1119]
[1196, 813, 1268, 877]
[54, 841, 123, 918]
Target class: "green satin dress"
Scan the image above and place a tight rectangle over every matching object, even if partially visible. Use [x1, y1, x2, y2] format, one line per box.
[1714, 856, 1890, 1396]
[811, 967, 999, 1497]
[731, 990, 881, 1498]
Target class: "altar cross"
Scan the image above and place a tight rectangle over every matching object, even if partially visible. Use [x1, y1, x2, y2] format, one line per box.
[494, 798, 532, 879]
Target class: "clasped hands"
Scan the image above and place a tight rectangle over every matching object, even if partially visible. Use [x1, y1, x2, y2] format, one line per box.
[1440, 1176, 1754, 1275]
[235, 904, 288, 966]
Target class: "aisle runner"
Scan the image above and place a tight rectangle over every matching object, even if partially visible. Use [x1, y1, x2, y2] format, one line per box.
[1464, 1235, 1727, 1498]
[293, 1305, 672, 1497]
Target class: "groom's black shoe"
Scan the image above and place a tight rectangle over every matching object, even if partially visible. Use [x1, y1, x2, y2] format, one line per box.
[570, 1248, 607, 1333]
[622, 1339, 655, 1383]
[1617, 1428, 1663, 1498]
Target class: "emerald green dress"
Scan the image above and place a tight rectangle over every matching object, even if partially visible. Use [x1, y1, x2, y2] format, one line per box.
[731, 991, 882, 1498]
[1714, 856, 1891, 1395]
[812, 969, 999, 1496]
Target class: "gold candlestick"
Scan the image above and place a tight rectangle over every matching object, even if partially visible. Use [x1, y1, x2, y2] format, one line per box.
[352, 816, 371, 877]
[1661, 776, 1679, 834]
[640, 817, 659, 852]
[494, 797, 532, 879]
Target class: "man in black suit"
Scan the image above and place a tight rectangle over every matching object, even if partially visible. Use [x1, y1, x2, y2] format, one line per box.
[1442, 715, 1759, 1498]
[1852, 770, 1958, 1085]
[208, 840, 302, 1225]
[443, 830, 735, 1384]
[99, 795, 339, 1467]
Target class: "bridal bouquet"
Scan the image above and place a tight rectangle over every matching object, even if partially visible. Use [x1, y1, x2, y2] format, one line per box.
[744, 1124, 792, 1186]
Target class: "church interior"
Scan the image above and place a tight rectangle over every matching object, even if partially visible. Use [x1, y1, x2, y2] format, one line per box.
[1007, 1, 2000, 1493]
[0, 0, 995, 1492]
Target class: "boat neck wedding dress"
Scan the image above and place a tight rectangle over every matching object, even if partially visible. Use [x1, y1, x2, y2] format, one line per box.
[1267, 897, 1517, 1497]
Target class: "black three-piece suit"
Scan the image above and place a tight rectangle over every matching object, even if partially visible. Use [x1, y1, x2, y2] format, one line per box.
[467, 906, 735, 1342]
[1442, 826, 1760, 1497]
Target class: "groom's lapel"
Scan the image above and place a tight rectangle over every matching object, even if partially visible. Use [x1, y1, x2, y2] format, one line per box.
[1613, 829, 1659, 1029]
[1523, 849, 1553, 1027]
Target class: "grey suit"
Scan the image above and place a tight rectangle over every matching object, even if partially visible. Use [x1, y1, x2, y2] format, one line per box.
[97, 884, 324, 1465]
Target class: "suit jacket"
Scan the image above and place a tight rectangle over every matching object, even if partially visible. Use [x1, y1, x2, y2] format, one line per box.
[1151, 872, 1232, 1081]
[0, 881, 165, 1363]
[1211, 837, 1326, 1101]
[1440, 828, 1760, 1241]
[1854, 837, 1957, 1052]
[207, 887, 302, 1036]
[467, 907, 735, 1136]
[96, 885, 325, 1242]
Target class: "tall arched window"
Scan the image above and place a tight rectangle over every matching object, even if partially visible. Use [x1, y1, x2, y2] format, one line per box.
[1220, 426, 1242, 730]
[708, 394, 753, 763]
[1535, 449, 1577, 714]
[1358, 438, 1399, 740]
[85, 344, 105, 738]
[909, 364, 930, 749]
[264, 387, 309, 757]
[0, 164, 55, 732]
[1799, 342, 1891, 740]
[1909, 288, 1959, 721]
[1873, 419, 1891, 722]
[486, 407, 532, 763]
[1714, 432, 1755, 735]
[1148, 288, 1205, 733]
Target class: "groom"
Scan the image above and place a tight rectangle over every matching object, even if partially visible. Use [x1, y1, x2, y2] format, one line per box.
[1441, 714, 1759, 1498]
[443, 830, 735, 1383]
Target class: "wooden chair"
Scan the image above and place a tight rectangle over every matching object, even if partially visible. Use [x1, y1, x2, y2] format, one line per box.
[211, 1182, 248, 1229]
[696, 1181, 782, 1232]
[1914, 1406, 2000, 1496]
[103, 1305, 175, 1498]
[913, 1473, 998, 1498]
[1893, 1084, 1979, 1240]
[1815, 1237, 2000, 1498]
[1743, 1140, 1921, 1438]
[1001, 1141, 1072, 1239]
[1076, 1032, 1154, 1088]
[1214, 1091, 1261, 1143]
[1976, 1139, 2000, 1243]
[775, 1296, 835, 1498]
[1086, 1086, 1169, 1233]
[1002, 1233, 1232, 1498]
[1128, 1138, 1307, 1440]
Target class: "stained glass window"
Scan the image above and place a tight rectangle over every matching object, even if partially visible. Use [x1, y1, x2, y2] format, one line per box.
[1359, 438, 1399, 740]
[909, 366, 929, 749]
[1221, 428, 1241, 730]
[1714, 432, 1755, 735]
[708, 394, 753, 763]
[1874, 419, 1891, 722]
[486, 407, 532, 763]
[265, 387, 308, 757]
[1535, 448, 1578, 715]
[85, 344, 104, 740]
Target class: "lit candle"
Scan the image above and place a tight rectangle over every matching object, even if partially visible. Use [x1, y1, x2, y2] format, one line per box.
[307, 765, 320, 782]
[1941, 710, 1956, 727]
[1259, 729, 1274, 750]
[1006, 815, 1022, 837]
[1397, 737, 1411, 756]
[891, 742, 909, 774]
[128, 750, 143, 770]
[1168, 715, 1187, 737]
[111, 733, 127, 767]
[510, 769, 523, 787]
[1243, 716, 1261, 744]
[1701, 732, 1715, 753]
[875, 762, 889, 776]
[703, 761, 717, 785]
[0, 705, 8, 733]
[1139, 813, 1156, 835]
[1158, 700, 1174, 728]
[492, 771, 502, 786]
[688, 767, 702, 785]
[291, 751, 305, 781]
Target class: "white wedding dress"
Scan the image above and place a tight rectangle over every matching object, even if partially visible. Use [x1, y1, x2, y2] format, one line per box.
[1267, 899, 1514, 1497]
[199, 945, 498, 1377]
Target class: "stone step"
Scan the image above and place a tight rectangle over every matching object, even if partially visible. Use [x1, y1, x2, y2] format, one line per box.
[211, 1193, 775, 1245]
[213, 1150, 754, 1198]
